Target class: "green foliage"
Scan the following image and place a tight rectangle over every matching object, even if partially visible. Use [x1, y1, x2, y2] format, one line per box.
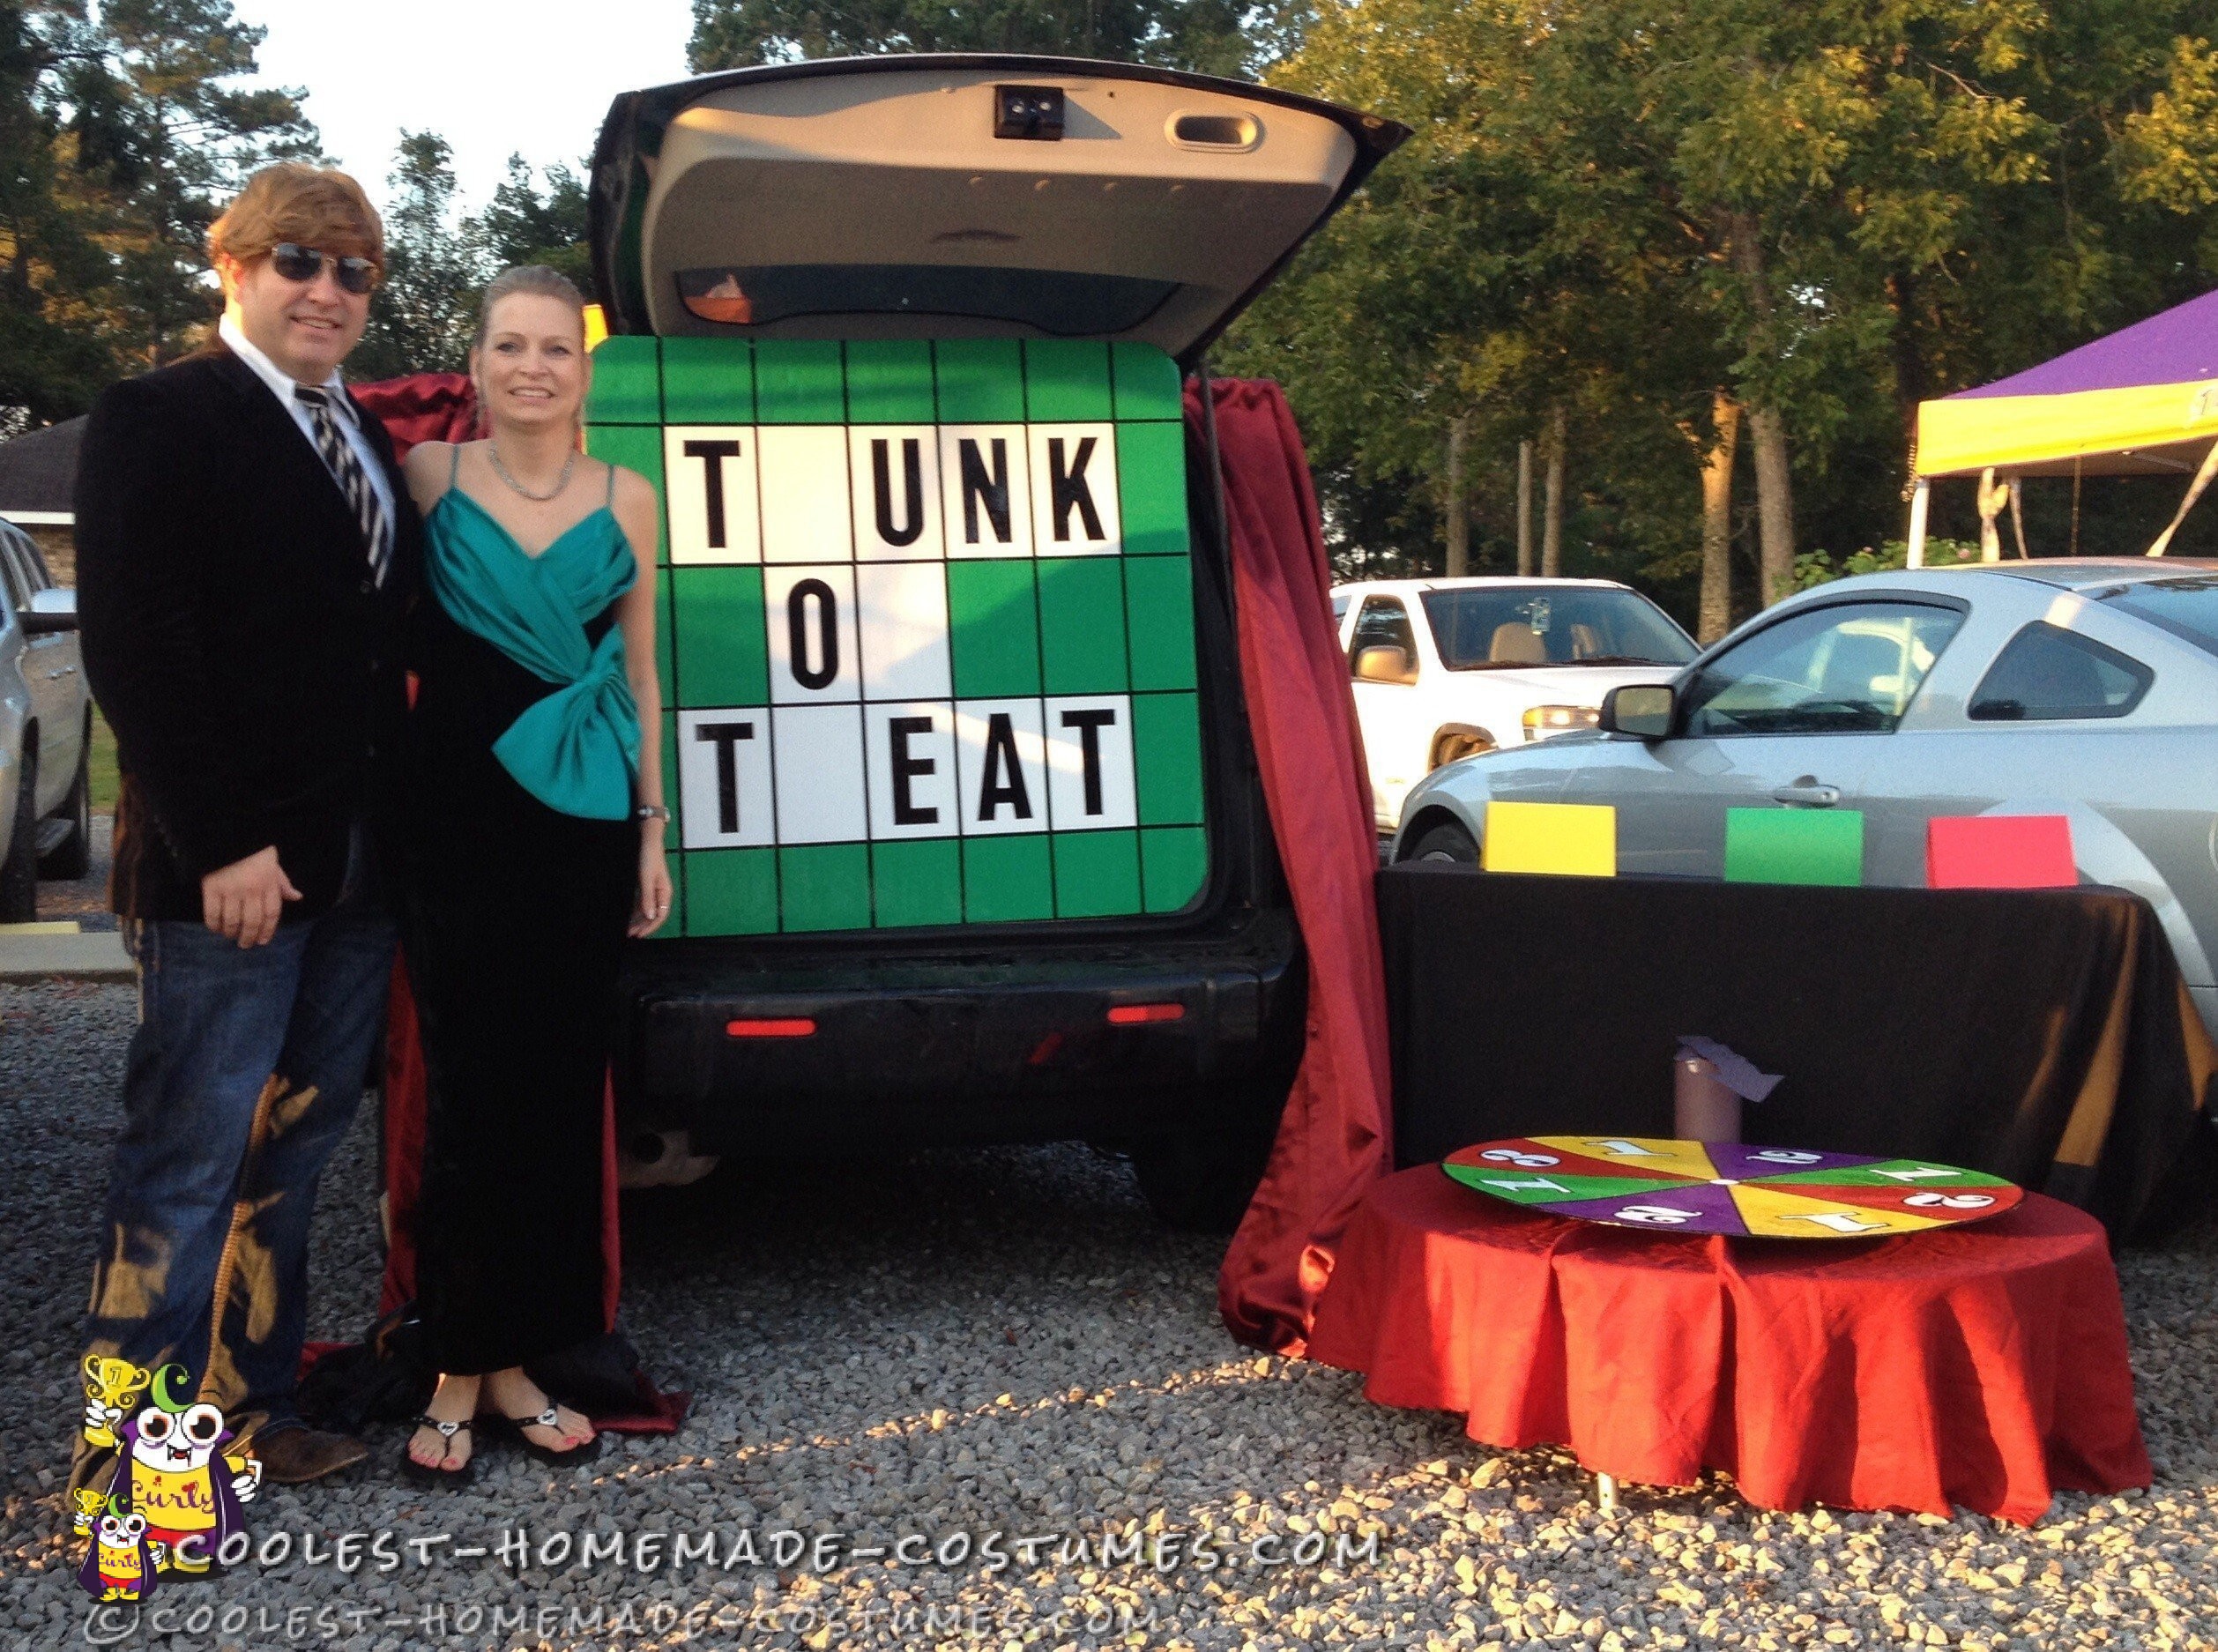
[1223, 0, 2218, 631]
[688, 0, 1267, 76]
[1791, 539, 1979, 592]
[0, 0, 314, 423]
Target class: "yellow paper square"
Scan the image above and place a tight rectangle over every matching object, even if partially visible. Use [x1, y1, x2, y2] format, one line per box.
[1481, 800, 1616, 877]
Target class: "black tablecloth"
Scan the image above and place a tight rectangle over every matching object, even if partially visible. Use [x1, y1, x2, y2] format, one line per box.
[1378, 867, 2218, 1237]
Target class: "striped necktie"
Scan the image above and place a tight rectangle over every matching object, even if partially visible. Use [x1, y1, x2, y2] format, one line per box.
[294, 385, 391, 588]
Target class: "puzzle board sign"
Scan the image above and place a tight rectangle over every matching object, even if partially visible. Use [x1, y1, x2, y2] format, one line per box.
[584, 337, 1208, 937]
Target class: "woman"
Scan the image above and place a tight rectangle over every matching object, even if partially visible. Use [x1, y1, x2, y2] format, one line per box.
[397, 266, 669, 1481]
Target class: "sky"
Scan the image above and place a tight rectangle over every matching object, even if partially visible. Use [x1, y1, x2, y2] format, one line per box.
[230, 0, 703, 211]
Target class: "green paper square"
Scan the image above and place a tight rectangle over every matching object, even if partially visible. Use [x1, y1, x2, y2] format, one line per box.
[652, 567, 674, 703]
[1133, 692, 1204, 826]
[686, 847, 778, 934]
[1024, 339, 1113, 421]
[780, 843, 873, 931]
[754, 339, 845, 423]
[660, 711, 680, 851]
[947, 562, 1041, 698]
[584, 425, 666, 563]
[934, 339, 1025, 423]
[1141, 825, 1209, 912]
[1723, 807, 1865, 887]
[671, 566, 768, 706]
[1117, 421, 1190, 554]
[845, 339, 937, 423]
[1037, 558, 1128, 695]
[964, 836, 1052, 923]
[584, 336, 661, 423]
[659, 336, 754, 424]
[1112, 342, 1184, 420]
[1053, 828, 1141, 918]
[1124, 555, 1197, 691]
[872, 837, 963, 927]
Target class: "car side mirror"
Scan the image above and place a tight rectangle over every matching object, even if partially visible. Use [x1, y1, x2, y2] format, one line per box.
[20, 587, 76, 636]
[1353, 644, 1416, 685]
[1600, 682, 1674, 739]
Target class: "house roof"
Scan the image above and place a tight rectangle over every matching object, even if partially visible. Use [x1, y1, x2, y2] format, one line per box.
[0, 417, 85, 518]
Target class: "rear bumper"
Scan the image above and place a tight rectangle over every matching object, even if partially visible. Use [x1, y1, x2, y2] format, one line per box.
[616, 908, 1305, 1151]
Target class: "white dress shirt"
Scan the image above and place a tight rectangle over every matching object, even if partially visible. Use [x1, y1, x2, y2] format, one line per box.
[219, 313, 397, 531]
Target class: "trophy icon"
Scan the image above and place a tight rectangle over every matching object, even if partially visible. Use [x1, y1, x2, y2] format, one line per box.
[81, 1357, 151, 1449]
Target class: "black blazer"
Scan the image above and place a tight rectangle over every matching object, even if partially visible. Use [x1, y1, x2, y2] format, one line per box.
[76, 344, 423, 923]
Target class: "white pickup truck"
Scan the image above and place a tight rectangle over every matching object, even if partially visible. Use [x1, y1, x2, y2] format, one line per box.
[1332, 576, 1696, 832]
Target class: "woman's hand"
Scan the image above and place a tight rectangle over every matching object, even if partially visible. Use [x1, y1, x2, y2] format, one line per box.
[630, 830, 674, 937]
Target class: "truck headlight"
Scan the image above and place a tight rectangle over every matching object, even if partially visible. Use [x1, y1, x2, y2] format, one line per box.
[1522, 704, 1600, 741]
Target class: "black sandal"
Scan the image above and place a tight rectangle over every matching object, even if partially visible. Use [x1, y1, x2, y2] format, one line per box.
[488, 1405, 601, 1468]
[398, 1415, 476, 1485]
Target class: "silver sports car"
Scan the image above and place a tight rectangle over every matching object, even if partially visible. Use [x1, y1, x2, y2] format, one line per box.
[1393, 559, 2218, 1039]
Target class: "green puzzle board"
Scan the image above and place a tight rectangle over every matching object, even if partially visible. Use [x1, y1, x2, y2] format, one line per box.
[584, 337, 1209, 936]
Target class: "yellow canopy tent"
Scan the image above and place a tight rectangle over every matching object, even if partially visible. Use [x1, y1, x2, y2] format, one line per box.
[1908, 286, 2218, 564]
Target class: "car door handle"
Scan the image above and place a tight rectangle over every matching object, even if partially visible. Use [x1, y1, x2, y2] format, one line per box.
[1772, 782, 1841, 807]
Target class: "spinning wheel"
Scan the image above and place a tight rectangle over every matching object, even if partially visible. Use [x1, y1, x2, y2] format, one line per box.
[1444, 1136, 2021, 1238]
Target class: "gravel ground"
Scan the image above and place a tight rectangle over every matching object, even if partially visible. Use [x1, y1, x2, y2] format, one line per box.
[4, 971, 2218, 1652]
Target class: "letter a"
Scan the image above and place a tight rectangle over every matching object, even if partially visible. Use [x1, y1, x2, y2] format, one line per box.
[977, 713, 1032, 822]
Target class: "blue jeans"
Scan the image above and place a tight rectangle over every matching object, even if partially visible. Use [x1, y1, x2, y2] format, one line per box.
[76, 854, 395, 1485]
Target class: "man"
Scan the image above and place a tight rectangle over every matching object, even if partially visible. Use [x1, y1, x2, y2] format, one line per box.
[72, 163, 421, 1491]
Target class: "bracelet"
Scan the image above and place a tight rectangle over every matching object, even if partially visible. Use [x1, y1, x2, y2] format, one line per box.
[634, 804, 670, 822]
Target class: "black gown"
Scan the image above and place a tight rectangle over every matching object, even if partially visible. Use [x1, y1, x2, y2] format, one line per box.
[400, 496, 636, 1376]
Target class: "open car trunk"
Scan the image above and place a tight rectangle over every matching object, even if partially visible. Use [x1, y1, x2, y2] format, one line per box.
[589, 55, 1406, 361]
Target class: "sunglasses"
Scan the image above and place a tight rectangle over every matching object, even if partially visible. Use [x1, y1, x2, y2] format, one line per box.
[268, 242, 380, 295]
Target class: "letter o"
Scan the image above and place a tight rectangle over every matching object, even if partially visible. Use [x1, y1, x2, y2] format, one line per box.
[220, 1606, 248, 1634]
[257, 1531, 293, 1567]
[1292, 1531, 1327, 1566]
[539, 1531, 573, 1568]
[217, 1531, 251, 1567]
[185, 1605, 214, 1634]
[936, 1532, 971, 1567]
[787, 579, 839, 691]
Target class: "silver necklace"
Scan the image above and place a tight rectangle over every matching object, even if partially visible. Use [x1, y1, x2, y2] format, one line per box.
[487, 440, 577, 502]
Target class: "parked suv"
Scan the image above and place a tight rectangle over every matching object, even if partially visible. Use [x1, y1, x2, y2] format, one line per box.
[1334, 577, 1696, 832]
[584, 56, 1405, 1222]
[0, 517, 91, 920]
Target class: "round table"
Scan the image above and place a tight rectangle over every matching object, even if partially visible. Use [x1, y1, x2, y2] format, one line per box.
[1306, 1166, 2149, 1522]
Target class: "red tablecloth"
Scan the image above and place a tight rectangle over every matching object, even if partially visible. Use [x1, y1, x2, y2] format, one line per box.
[1307, 1167, 2150, 1522]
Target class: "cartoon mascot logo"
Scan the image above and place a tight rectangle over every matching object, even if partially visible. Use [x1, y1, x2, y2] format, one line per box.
[78, 1364, 260, 1586]
[77, 1496, 158, 1603]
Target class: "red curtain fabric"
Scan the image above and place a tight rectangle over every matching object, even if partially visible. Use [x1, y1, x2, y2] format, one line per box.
[1308, 1169, 2151, 1522]
[1194, 377, 1395, 1355]
[351, 373, 621, 1337]
[351, 372, 477, 454]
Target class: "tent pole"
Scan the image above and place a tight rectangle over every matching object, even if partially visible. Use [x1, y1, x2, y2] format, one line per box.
[2146, 438, 2218, 556]
[1906, 479, 1931, 568]
[1977, 468, 2006, 562]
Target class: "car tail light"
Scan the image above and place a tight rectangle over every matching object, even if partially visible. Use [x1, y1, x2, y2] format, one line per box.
[726, 1017, 817, 1038]
[1106, 1003, 1185, 1025]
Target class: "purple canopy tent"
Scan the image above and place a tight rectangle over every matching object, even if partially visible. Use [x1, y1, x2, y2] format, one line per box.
[1908, 287, 2218, 562]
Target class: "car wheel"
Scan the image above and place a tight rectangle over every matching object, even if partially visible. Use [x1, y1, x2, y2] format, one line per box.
[37, 723, 91, 881]
[1, 743, 39, 923]
[1406, 820, 1478, 865]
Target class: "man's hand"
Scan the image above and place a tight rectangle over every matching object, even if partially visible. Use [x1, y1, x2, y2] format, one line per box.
[200, 846, 301, 948]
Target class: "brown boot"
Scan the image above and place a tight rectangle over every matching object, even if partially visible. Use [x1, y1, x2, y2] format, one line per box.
[245, 1422, 368, 1485]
